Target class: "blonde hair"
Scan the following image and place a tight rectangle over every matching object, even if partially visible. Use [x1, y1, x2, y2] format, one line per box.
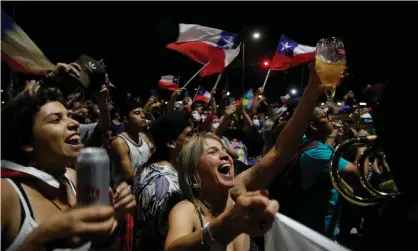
[177, 132, 223, 216]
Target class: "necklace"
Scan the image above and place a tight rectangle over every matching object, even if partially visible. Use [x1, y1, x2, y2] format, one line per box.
[48, 179, 73, 211]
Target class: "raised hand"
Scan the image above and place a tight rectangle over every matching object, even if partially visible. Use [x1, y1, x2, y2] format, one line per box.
[47, 62, 81, 82]
[229, 190, 279, 237]
[34, 205, 117, 250]
[172, 88, 184, 99]
[112, 181, 136, 214]
[225, 103, 237, 116]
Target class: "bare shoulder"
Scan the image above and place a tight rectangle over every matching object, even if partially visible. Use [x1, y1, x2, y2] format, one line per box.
[1, 179, 19, 205]
[169, 200, 197, 217]
[1, 179, 20, 231]
[110, 136, 129, 153]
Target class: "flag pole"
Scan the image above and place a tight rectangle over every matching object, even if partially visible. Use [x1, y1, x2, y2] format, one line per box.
[262, 69, 272, 88]
[193, 85, 200, 102]
[183, 60, 212, 89]
[213, 72, 223, 89]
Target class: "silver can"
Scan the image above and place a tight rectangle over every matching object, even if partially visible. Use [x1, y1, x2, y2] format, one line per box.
[76, 147, 110, 206]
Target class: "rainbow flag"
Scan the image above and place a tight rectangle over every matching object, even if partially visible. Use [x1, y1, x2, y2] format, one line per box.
[1, 11, 55, 75]
[241, 89, 254, 110]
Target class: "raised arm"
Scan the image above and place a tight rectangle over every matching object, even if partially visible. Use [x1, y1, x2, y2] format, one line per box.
[210, 88, 217, 115]
[233, 65, 324, 195]
[214, 103, 237, 137]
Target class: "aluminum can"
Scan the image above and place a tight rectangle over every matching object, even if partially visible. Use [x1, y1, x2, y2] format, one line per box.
[76, 147, 110, 206]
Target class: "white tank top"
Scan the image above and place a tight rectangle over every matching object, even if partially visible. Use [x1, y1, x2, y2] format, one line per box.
[115, 133, 151, 174]
[4, 178, 92, 251]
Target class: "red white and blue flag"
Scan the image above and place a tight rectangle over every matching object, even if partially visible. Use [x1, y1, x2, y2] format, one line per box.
[270, 34, 316, 71]
[1, 11, 55, 75]
[194, 86, 211, 103]
[167, 24, 240, 77]
[158, 75, 180, 91]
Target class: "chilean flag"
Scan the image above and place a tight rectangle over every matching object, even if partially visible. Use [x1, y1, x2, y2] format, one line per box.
[158, 75, 180, 91]
[194, 86, 211, 103]
[167, 24, 240, 77]
[270, 34, 316, 71]
[1, 11, 55, 75]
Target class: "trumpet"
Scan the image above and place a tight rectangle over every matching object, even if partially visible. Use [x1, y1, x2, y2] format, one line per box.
[329, 135, 402, 207]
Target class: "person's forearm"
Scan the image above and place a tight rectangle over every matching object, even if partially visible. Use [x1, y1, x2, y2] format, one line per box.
[166, 209, 240, 251]
[16, 224, 51, 251]
[242, 109, 253, 127]
[250, 96, 261, 116]
[211, 98, 217, 115]
[215, 115, 231, 136]
[98, 99, 111, 132]
[242, 83, 323, 191]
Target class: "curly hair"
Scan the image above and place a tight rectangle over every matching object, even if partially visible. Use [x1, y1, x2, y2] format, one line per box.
[1, 82, 64, 165]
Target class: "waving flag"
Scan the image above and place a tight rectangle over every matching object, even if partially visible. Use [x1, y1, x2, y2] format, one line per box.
[167, 24, 240, 77]
[270, 34, 316, 71]
[194, 86, 211, 103]
[158, 75, 180, 91]
[1, 11, 55, 75]
[241, 89, 254, 110]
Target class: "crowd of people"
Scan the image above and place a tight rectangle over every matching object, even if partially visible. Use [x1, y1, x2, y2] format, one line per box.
[0, 56, 412, 251]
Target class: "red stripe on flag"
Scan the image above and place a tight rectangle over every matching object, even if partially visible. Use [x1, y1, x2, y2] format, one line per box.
[167, 41, 225, 77]
[195, 95, 210, 103]
[270, 51, 315, 71]
[158, 81, 178, 91]
[1, 51, 49, 75]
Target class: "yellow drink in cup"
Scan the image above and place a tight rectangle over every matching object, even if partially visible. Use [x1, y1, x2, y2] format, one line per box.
[315, 56, 346, 88]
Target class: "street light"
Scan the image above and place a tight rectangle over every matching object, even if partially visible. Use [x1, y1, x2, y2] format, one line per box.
[252, 32, 260, 39]
[290, 89, 297, 95]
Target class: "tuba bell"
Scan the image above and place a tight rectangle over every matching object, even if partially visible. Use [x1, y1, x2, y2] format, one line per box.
[329, 135, 402, 207]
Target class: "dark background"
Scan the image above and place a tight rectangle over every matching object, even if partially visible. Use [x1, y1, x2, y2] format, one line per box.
[1, 2, 414, 103]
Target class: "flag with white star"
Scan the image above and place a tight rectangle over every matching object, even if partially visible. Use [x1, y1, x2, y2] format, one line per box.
[270, 34, 316, 71]
[167, 24, 241, 77]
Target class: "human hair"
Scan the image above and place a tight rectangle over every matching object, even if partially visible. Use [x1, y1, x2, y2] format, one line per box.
[1, 82, 64, 165]
[121, 99, 143, 118]
[305, 107, 323, 137]
[177, 132, 223, 216]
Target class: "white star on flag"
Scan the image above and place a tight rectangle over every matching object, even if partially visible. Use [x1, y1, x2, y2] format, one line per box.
[281, 42, 292, 52]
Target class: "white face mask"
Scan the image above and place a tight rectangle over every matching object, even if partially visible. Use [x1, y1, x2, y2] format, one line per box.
[192, 113, 201, 121]
[211, 122, 220, 130]
[201, 115, 207, 122]
[253, 119, 261, 128]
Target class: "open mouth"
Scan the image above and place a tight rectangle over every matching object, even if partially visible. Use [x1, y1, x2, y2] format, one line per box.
[217, 163, 232, 175]
[65, 134, 81, 145]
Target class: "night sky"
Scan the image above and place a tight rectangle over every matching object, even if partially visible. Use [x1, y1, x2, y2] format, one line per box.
[1, 2, 414, 103]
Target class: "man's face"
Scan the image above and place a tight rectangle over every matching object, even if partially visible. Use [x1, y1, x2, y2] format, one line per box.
[127, 107, 147, 129]
[311, 108, 334, 136]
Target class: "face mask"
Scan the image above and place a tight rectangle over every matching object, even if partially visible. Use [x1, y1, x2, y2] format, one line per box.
[201, 115, 207, 122]
[211, 122, 220, 130]
[253, 119, 260, 128]
[192, 113, 201, 121]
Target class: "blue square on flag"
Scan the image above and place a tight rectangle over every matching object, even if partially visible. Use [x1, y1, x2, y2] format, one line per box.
[277, 34, 298, 57]
[217, 31, 238, 50]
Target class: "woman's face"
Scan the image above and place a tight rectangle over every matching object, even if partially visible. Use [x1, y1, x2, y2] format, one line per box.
[191, 110, 201, 121]
[197, 138, 234, 189]
[32, 101, 83, 170]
